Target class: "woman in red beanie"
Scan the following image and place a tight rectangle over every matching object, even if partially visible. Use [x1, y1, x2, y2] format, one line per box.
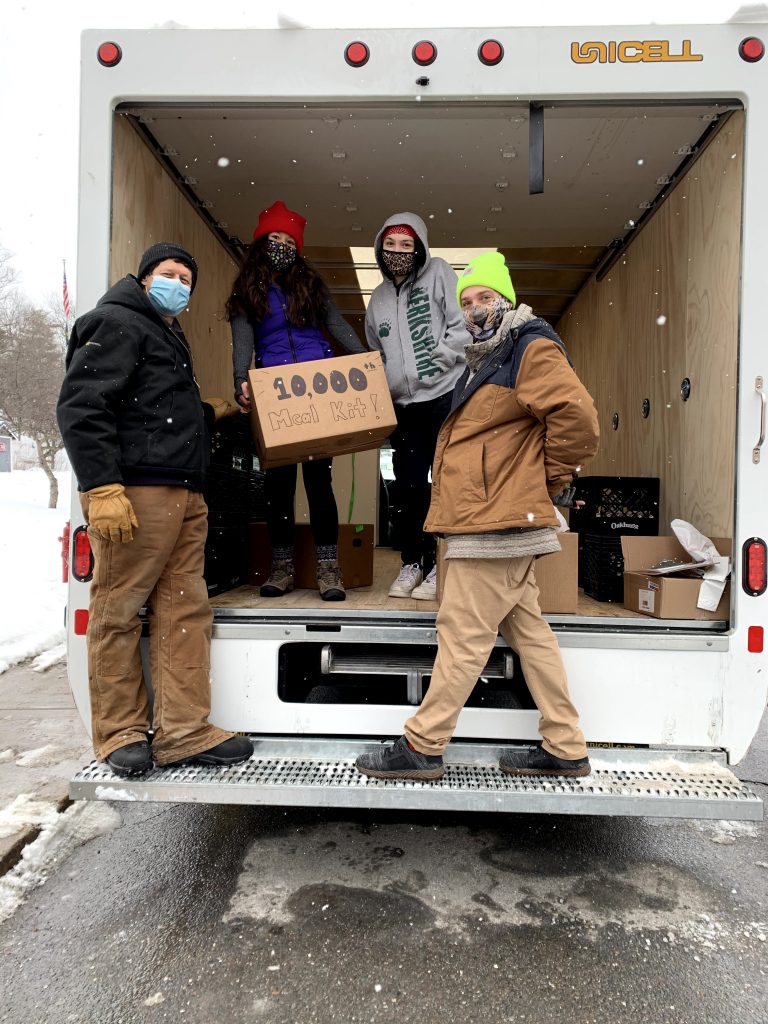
[227, 200, 365, 601]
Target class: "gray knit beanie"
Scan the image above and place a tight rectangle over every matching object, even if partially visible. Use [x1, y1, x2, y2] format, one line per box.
[137, 242, 198, 292]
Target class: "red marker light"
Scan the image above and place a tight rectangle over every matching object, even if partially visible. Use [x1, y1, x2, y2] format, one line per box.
[74, 610, 90, 636]
[413, 41, 437, 66]
[479, 40, 504, 66]
[748, 626, 764, 654]
[72, 525, 94, 582]
[97, 42, 122, 67]
[742, 537, 767, 596]
[739, 37, 764, 62]
[345, 41, 370, 67]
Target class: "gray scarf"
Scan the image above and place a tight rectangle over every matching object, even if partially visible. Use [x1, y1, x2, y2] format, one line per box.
[464, 304, 536, 377]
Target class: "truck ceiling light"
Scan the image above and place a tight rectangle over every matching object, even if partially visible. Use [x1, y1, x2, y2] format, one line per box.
[339, 180, 353, 189]
[479, 40, 504, 66]
[742, 537, 767, 596]
[412, 41, 437, 66]
[332, 151, 347, 160]
[72, 526, 93, 582]
[739, 37, 764, 62]
[345, 41, 370, 67]
[97, 42, 122, 67]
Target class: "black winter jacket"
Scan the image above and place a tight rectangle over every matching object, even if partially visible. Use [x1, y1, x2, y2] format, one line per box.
[57, 276, 212, 492]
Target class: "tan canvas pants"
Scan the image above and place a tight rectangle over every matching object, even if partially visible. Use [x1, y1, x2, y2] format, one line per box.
[405, 556, 587, 760]
[82, 486, 232, 765]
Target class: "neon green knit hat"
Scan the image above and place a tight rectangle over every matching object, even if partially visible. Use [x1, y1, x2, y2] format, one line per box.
[456, 251, 516, 306]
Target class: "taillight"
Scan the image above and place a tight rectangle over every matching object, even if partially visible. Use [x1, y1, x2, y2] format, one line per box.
[59, 521, 71, 583]
[412, 41, 437, 66]
[97, 41, 122, 67]
[479, 40, 504, 66]
[72, 525, 94, 582]
[739, 37, 764, 62]
[742, 537, 767, 596]
[344, 41, 369, 67]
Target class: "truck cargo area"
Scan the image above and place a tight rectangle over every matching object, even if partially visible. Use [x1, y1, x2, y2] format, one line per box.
[109, 97, 741, 629]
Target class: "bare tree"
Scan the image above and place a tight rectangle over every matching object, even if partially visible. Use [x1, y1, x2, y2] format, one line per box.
[0, 273, 67, 508]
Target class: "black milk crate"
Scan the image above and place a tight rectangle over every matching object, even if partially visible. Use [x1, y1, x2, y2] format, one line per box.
[580, 533, 625, 604]
[569, 476, 660, 537]
[204, 510, 248, 597]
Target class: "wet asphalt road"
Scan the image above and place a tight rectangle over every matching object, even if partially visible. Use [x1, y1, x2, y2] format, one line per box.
[1, 725, 766, 1024]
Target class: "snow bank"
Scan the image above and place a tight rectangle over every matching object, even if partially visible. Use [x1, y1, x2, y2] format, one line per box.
[0, 469, 70, 674]
[0, 800, 121, 924]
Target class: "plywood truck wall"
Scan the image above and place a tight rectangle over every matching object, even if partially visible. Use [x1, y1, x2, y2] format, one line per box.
[559, 113, 743, 540]
[110, 114, 239, 397]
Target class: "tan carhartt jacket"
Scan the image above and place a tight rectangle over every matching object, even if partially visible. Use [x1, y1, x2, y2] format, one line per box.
[425, 316, 599, 536]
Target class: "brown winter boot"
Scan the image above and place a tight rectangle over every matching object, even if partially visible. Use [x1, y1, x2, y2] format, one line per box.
[317, 560, 346, 601]
[260, 560, 295, 597]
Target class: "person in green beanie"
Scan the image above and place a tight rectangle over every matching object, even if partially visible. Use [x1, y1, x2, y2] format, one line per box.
[356, 250, 600, 782]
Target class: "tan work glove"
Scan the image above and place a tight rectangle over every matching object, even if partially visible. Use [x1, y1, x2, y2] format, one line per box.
[85, 484, 139, 543]
[204, 396, 241, 421]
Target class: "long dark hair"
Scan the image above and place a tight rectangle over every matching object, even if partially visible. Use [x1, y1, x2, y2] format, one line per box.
[225, 235, 330, 326]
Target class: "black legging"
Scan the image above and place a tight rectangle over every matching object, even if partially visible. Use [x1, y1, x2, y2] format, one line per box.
[390, 390, 453, 571]
[264, 458, 339, 550]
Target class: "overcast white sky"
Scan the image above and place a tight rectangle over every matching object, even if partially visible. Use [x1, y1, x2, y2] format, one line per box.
[0, 0, 762, 311]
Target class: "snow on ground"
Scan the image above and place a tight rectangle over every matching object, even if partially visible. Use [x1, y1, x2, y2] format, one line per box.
[0, 469, 71, 674]
[0, 800, 121, 924]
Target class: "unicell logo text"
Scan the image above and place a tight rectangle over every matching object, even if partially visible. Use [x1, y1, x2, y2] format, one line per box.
[611, 521, 639, 530]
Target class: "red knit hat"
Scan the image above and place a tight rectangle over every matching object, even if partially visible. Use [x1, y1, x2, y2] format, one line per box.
[382, 224, 417, 240]
[253, 200, 307, 253]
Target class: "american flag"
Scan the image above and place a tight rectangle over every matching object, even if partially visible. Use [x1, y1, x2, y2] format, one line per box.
[63, 264, 72, 320]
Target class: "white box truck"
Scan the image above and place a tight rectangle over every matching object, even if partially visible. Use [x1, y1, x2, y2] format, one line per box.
[66, 24, 767, 819]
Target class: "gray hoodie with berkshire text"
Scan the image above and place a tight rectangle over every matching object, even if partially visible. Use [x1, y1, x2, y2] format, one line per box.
[365, 212, 468, 405]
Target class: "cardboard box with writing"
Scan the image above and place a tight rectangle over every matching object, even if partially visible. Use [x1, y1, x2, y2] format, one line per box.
[248, 522, 374, 591]
[436, 532, 579, 614]
[621, 536, 731, 620]
[248, 352, 396, 469]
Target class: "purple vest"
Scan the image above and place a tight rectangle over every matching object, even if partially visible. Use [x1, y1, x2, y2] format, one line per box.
[251, 285, 332, 367]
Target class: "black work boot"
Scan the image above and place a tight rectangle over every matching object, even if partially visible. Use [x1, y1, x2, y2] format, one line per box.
[168, 736, 254, 768]
[260, 560, 294, 597]
[499, 745, 591, 778]
[106, 741, 153, 778]
[355, 735, 444, 781]
[317, 560, 346, 601]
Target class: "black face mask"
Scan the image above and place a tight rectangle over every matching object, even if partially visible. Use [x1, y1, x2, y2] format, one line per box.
[382, 250, 415, 277]
[266, 239, 297, 272]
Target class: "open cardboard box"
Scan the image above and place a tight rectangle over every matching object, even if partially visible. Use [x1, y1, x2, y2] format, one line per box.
[248, 352, 396, 469]
[621, 535, 731, 620]
[436, 532, 579, 614]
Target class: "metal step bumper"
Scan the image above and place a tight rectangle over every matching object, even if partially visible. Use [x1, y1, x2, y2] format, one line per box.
[69, 739, 763, 820]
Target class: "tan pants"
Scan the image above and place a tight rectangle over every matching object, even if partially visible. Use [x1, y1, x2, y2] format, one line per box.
[405, 556, 587, 760]
[82, 486, 232, 765]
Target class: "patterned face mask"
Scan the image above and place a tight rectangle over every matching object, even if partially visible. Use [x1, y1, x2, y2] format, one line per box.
[266, 239, 297, 272]
[381, 250, 415, 277]
[462, 296, 514, 341]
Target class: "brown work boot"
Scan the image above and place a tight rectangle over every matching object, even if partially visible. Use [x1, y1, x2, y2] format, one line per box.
[317, 560, 346, 601]
[260, 560, 294, 597]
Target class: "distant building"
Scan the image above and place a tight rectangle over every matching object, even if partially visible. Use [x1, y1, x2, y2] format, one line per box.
[0, 422, 18, 473]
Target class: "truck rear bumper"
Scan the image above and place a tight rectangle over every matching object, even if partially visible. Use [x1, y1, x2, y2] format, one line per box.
[70, 739, 763, 821]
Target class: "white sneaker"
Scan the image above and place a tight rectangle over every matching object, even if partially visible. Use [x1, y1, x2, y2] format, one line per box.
[388, 562, 422, 598]
[411, 565, 437, 601]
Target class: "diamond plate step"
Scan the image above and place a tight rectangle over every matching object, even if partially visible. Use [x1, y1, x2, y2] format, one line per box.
[70, 741, 763, 820]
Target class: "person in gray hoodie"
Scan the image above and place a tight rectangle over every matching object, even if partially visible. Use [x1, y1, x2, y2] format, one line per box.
[366, 213, 467, 600]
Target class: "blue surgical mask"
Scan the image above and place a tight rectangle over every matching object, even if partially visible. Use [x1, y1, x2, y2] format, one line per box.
[147, 276, 191, 316]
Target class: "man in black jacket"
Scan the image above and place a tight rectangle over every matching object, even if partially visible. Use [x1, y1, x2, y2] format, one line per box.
[57, 242, 253, 777]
